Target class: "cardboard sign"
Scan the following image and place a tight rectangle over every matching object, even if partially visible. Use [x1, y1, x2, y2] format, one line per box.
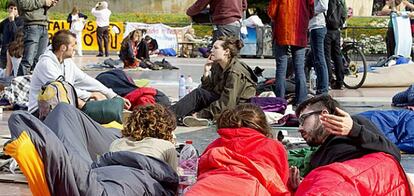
[48, 20, 124, 51]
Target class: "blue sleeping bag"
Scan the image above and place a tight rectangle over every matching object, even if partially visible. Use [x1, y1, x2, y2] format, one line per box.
[359, 110, 414, 153]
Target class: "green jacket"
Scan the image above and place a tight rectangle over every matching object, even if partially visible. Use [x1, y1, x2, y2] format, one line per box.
[15, 0, 50, 26]
[200, 58, 258, 118]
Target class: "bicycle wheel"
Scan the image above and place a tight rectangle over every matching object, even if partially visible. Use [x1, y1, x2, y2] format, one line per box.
[342, 45, 367, 89]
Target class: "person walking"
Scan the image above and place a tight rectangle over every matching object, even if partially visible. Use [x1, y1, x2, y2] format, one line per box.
[91, 1, 111, 57]
[15, 0, 59, 76]
[309, 0, 329, 94]
[67, 6, 88, 56]
[268, 0, 314, 105]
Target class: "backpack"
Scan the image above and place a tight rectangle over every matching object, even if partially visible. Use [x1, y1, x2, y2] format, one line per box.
[325, 0, 347, 30]
[38, 76, 78, 120]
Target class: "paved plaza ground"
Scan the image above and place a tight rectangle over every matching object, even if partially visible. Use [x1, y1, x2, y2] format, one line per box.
[0, 54, 412, 194]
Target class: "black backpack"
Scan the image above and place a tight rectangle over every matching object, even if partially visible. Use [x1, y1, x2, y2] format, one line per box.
[325, 0, 347, 30]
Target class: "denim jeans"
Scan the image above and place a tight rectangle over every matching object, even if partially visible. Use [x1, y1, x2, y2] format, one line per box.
[274, 44, 307, 105]
[170, 88, 220, 120]
[324, 29, 344, 87]
[17, 25, 48, 76]
[310, 27, 329, 94]
[211, 23, 241, 47]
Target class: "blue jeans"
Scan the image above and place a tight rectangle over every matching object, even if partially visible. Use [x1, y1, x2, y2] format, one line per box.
[310, 27, 329, 94]
[211, 23, 240, 46]
[274, 44, 307, 105]
[17, 25, 48, 76]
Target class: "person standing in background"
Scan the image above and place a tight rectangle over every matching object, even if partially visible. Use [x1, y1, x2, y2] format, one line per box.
[186, 0, 247, 46]
[0, 1, 24, 69]
[309, 0, 329, 95]
[268, 0, 314, 105]
[324, 0, 348, 90]
[67, 6, 88, 56]
[15, 0, 58, 76]
[91, 1, 111, 57]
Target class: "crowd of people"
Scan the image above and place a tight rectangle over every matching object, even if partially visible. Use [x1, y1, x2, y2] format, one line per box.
[0, 0, 413, 195]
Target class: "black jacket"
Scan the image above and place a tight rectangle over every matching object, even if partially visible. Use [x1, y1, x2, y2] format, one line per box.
[0, 16, 24, 61]
[310, 115, 401, 171]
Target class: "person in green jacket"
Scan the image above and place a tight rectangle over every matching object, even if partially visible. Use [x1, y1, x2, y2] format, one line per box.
[170, 36, 258, 127]
[15, 0, 59, 76]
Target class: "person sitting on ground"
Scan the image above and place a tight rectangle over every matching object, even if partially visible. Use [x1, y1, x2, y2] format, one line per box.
[170, 36, 258, 127]
[184, 27, 203, 43]
[186, 104, 290, 195]
[6, 29, 24, 77]
[6, 102, 178, 195]
[144, 35, 159, 55]
[290, 94, 408, 194]
[119, 29, 146, 68]
[28, 29, 131, 116]
[110, 103, 178, 171]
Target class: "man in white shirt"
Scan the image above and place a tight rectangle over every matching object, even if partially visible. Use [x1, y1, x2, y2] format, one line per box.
[91, 1, 111, 57]
[28, 30, 130, 115]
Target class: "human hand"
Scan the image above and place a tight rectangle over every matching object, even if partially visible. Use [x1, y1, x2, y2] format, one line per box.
[8, 12, 15, 21]
[122, 98, 131, 110]
[203, 55, 213, 76]
[288, 166, 302, 191]
[320, 107, 353, 136]
[89, 92, 107, 101]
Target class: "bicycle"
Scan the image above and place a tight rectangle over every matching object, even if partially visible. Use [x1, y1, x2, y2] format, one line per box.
[340, 26, 368, 89]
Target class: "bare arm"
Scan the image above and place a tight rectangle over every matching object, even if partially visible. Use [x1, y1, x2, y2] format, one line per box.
[5, 51, 12, 76]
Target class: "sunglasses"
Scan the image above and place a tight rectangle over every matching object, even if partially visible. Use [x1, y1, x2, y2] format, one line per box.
[298, 110, 323, 126]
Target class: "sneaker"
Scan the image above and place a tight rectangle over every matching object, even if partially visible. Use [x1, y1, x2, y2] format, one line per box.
[96, 54, 104, 57]
[182, 116, 209, 127]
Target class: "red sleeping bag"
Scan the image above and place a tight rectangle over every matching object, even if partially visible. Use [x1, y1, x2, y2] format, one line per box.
[295, 152, 411, 196]
[185, 127, 290, 196]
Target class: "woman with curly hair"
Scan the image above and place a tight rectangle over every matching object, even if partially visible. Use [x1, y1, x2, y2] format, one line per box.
[110, 104, 178, 171]
[6, 103, 179, 195]
[186, 104, 290, 196]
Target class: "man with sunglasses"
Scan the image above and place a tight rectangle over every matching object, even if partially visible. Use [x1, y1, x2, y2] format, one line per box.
[289, 94, 401, 191]
[0, 1, 24, 69]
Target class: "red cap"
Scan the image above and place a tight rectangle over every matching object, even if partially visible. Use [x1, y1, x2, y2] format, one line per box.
[185, 140, 193, 144]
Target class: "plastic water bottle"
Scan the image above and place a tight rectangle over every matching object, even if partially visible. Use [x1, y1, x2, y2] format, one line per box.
[185, 75, 194, 94]
[309, 67, 317, 94]
[178, 140, 199, 195]
[179, 75, 186, 99]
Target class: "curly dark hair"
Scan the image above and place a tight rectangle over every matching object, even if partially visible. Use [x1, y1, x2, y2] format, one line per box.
[217, 36, 244, 59]
[122, 104, 177, 142]
[217, 104, 272, 137]
[295, 94, 342, 117]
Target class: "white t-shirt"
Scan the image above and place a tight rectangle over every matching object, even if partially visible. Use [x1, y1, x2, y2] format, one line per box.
[91, 8, 111, 27]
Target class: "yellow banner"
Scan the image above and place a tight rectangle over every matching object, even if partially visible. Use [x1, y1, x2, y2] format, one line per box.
[47, 20, 124, 51]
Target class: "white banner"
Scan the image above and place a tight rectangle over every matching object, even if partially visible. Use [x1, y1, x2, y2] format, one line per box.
[125, 22, 191, 51]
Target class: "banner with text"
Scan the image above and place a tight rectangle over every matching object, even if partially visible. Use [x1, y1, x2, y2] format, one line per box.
[124, 22, 191, 51]
[48, 20, 124, 51]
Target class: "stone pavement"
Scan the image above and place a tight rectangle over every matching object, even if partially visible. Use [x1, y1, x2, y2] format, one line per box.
[0, 54, 411, 194]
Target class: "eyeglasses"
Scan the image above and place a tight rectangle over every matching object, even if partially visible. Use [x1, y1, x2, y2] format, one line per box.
[298, 110, 323, 126]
